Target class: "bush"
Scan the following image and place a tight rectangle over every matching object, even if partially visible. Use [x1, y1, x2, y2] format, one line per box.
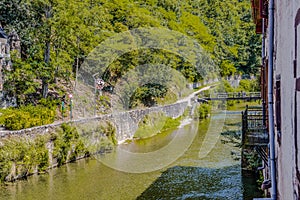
[197, 103, 211, 120]
[134, 112, 181, 139]
[0, 135, 50, 182]
[53, 123, 88, 166]
[161, 117, 181, 132]
[0, 102, 57, 130]
[96, 95, 111, 114]
[101, 122, 117, 145]
[213, 80, 234, 93]
[0, 122, 116, 183]
[238, 79, 260, 92]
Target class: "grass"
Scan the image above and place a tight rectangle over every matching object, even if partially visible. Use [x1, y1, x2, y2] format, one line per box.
[161, 116, 181, 132]
[156, 90, 178, 105]
[134, 112, 181, 139]
[226, 100, 261, 111]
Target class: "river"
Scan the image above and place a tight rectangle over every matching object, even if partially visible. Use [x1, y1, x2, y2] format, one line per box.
[0, 112, 262, 200]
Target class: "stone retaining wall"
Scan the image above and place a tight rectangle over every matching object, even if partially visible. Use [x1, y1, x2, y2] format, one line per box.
[0, 101, 189, 142]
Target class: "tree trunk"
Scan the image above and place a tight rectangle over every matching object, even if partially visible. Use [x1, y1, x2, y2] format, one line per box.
[42, 79, 48, 99]
[43, 6, 51, 98]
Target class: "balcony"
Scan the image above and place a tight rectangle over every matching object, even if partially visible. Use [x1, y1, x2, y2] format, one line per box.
[242, 105, 268, 146]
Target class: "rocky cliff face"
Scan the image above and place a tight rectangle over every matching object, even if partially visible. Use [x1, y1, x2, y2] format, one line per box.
[0, 29, 20, 108]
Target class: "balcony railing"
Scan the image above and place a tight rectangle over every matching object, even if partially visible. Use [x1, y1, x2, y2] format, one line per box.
[242, 105, 268, 146]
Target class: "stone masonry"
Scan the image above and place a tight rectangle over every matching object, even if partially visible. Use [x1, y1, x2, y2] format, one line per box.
[0, 101, 189, 142]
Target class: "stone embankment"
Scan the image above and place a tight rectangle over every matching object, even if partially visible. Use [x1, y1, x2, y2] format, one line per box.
[0, 85, 215, 182]
[0, 101, 188, 141]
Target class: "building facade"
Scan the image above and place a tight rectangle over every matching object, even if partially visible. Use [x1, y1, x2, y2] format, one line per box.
[252, 0, 300, 199]
[274, 2, 300, 199]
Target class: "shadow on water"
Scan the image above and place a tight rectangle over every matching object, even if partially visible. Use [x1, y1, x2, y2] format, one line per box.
[137, 165, 242, 200]
[225, 121, 242, 127]
[241, 171, 264, 200]
[0, 113, 263, 200]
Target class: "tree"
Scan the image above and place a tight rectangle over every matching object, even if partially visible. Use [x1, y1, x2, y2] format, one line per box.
[4, 52, 38, 105]
[0, 0, 261, 108]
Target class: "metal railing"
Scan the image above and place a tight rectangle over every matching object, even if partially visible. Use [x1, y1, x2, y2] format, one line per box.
[211, 92, 261, 99]
[198, 92, 261, 101]
[242, 105, 268, 146]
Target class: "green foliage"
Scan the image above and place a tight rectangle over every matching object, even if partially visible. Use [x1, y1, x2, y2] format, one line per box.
[53, 123, 87, 165]
[134, 112, 166, 139]
[237, 79, 260, 92]
[134, 112, 181, 139]
[0, 135, 50, 183]
[96, 95, 111, 114]
[0, 0, 260, 106]
[214, 80, 234, 93]
[223, 80, 235, 93]
[100, 121, 117, 146]
[197, 103, 211, 120]
[161, 116, 181, 132]
[130, 83, 168, 108]
[243, 150, 261, 171]
[194, 0, 261, 74]
[77, 121, 117, 155]
[220, 60, 237, 77]
[0, 122, 117, 183]
[0, 102, 57, 130]
[155, 90, 178, 105]
[3, 52, 39, 105]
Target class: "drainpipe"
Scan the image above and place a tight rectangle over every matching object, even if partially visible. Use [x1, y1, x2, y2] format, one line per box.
[262, 18, 265, 60]
[267, 0, 277, 199]
[262, 18, 266, 128]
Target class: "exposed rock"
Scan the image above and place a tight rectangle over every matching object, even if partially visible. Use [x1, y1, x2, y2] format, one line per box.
[8, 30, 21, 55]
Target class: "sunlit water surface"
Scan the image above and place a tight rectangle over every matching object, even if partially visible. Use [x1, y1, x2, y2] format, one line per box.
[0, 113, 261, 200]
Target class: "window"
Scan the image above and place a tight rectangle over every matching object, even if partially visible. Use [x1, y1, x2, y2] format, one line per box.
[275, 79, 281, 145]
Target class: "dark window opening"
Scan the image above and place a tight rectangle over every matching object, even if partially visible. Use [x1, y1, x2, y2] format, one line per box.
[275, 79, 281, 146]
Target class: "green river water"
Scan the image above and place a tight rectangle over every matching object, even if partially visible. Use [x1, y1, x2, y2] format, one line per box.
[0, 112, 262, 200]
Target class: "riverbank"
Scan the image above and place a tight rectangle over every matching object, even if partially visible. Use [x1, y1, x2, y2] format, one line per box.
[0, 84, 249, 184]
[133, 112, 182, 140]
[0, 122, 116, 183]
[0, 108, 265, 199]
[227, 100, 261, 111]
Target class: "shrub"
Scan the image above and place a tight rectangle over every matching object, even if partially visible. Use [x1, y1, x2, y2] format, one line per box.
[96, 95, 111, 114]
[134, 112, 181, 139]
[53, 123, 88, 166]
[238, 79, 260, 92]
[197, 103, 211, 120]
[0, 103, 56, 130]
[0, 135, 50, 182]
[0, 122, 115, 183]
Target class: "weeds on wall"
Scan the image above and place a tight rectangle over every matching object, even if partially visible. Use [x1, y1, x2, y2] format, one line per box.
[134, 112, 181, 139]
[0, 135, 50, 182]
[242, 149, 261, 171]
[52, 123, 88, 166]
[0, 122, 117, 183]
[76, 121, 117, 154]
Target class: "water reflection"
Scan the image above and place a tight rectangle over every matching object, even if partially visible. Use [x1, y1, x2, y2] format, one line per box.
[0, 114, 262, 200]
[137, 165, 242, 200]
[96, 119, 199, 173]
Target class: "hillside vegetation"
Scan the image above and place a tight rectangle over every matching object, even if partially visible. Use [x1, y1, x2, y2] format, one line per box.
[0, 0, 260, 128]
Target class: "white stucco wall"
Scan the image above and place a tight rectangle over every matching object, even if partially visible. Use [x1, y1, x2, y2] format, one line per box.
[273, 1, 300, 199]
